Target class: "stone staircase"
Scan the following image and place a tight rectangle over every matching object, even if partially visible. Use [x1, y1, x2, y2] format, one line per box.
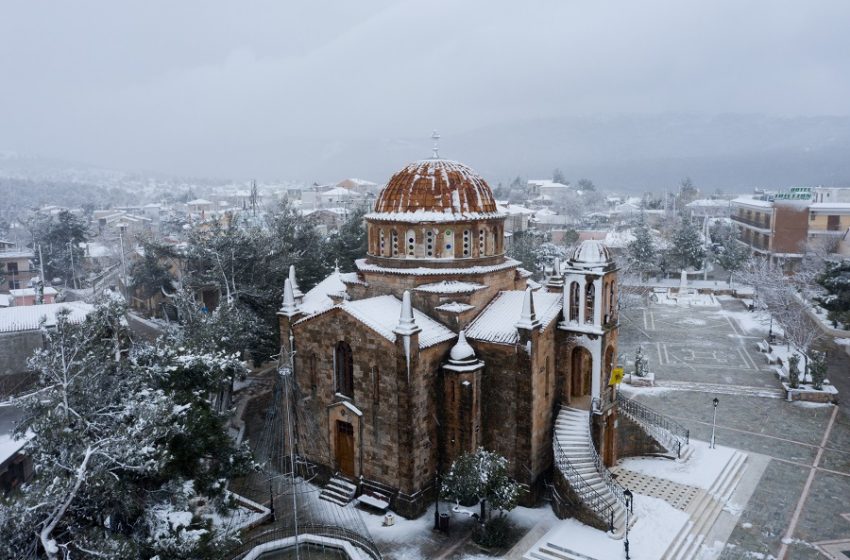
[661, 450, 748, 560]
[525, 541, 600, 560]
[552, 406, 629, 534]
[319, 474, 357, 507]
[616, 392, 693, 461]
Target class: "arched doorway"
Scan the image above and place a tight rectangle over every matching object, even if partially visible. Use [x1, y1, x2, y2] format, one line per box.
[570, 347, 592, 399]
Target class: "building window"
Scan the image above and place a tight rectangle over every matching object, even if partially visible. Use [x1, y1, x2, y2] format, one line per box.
[462, 230, 470, 256]
[7, 262, 18, 274]
[426, 229, 434, 257]
[444, 229, 453, 254]
[391, 230, 399, 256]
[828, 215, 841, 231]
[585, 283, 595, 324]
[478, 228, 486, 256]
[379, 229, 385, 255]
[406, 229, 416, 256]
[334, 341, 354, 397]
[569, 282, 579, 321]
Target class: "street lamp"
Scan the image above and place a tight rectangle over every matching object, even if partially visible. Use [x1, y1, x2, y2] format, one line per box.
[710, 397, 719, 449]
[623, 488, 633, 560]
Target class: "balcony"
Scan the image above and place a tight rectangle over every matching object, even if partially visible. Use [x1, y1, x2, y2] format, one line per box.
[731, 214, 771, 232]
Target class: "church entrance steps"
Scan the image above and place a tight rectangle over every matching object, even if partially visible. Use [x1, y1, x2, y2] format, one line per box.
[524, 542, 600, 560]
[661, 450, 748, 560]
[552, 406, 632, 539]
[319, 475, 358, 507]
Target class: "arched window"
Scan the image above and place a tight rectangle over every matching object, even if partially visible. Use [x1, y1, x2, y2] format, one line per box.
[489, 230, 496, 255]
[585, 283, 595, 324]
[379, 229, 386, 256]
[608, 280, 615, 321]
[335, 341, 353, 397]
[425, 229, 435, 257]
[444, 229, 454, 257]
[462, 229, 471, 257]
[569, 282, 579, 322]
[406, 229, 416, 256]
[391, 230, 399, 257]
[478, 228, 486, 256]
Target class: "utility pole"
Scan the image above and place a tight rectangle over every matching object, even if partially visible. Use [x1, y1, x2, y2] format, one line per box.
[37, 244, 46, 305]
[68, 240, 78, 290]
[118, 231, 127, 297]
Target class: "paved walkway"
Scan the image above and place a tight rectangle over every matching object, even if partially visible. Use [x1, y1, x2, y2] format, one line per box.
[619, 299, 850, 559]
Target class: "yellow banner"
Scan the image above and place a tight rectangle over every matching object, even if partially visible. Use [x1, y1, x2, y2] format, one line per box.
[609, 367, 624, 386]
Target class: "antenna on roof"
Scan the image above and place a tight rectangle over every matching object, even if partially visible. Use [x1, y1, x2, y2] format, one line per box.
[431, 130, 441, 159]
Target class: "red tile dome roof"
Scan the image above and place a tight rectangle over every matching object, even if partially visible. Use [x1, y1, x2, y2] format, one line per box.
[370, 159, 500, 221]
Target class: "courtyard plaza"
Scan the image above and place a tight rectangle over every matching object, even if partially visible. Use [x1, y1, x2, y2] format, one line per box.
[618, 296, 850, 559]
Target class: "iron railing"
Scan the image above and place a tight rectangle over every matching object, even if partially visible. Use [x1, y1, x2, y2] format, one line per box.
[230, 523, 383, 560]
[587, 407, 627, 513]
[553, 432, 617, 532]
[616, 393, 690, 458]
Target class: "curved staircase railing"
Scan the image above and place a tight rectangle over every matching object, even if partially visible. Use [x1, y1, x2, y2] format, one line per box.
[587, 404, 627, 512]
[553, 432, 618, 532]
[616, 392, 690, 458]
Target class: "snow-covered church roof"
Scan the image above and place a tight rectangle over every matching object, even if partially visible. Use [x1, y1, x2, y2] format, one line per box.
[298, 294, 456, 350]
[570, 240, 611, 265]
[465, 290, 562, 345]
[299, 269, 363, 315]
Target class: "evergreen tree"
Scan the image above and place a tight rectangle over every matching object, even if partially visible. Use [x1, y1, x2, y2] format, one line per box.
[816, 259, 850, 328]
[326, 206, 367, 272]
[30, 210, 89, 285]
[668, 214, 706, 270]
[677, 177, 699, 208]
[552, 169, 567, 185]
[441, 448, 523, 524]
[1, 301, 252, 559]
[129, 238, 177, 313]
[716, 227, 750, 285]
[627, 212, 656, 280]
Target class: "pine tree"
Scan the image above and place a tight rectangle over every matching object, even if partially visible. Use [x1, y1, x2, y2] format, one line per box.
[816, 259, 850, 328]
[1, 301, 252, 559]
[716, 227, 750, 285]
[29, 210, 89, 285]
[627, 212, 656, 280]
[669, 214, 706, 270]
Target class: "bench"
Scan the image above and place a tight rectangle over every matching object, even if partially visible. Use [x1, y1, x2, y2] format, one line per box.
[755, 339, 771, 353]
[741, 298, 755, 311]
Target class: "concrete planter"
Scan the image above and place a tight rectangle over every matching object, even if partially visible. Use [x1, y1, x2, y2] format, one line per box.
[782, 382, 838, 404]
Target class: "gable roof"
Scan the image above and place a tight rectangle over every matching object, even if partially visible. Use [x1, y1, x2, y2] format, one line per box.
[297, 294, 455, 350]
[0, 302, 94, 333]
[466, 290, 562, 345]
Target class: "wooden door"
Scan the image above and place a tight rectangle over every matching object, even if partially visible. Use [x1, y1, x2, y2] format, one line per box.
[335, 421, 355, 477]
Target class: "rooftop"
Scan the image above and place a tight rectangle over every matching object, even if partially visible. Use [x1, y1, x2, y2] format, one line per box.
[0, 301, 94, 333]
[466, 290, 562, 345]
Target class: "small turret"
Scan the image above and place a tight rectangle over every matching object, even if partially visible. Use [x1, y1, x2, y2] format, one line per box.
[515, 287, 541, 330]
[279, 278, 301, 318]
[393, 290, 421, 336]
[289, 265, 304, 302]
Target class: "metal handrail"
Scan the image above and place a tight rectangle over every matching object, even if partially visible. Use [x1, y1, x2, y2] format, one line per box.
[230, 523, 383, 560]
[553, 432, 617, 532]
[616, 393, 690, 458]
[587, 408, 627, 512]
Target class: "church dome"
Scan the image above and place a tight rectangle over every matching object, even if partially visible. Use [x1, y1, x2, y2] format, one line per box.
[371, 159, 499, 220]
[571, 240, 611, 264]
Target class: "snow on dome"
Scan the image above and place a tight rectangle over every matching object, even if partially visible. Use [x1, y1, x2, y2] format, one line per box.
[571, 240, 611, 264]
[449, 330, 476, 363]
[369, 159, 500, 220]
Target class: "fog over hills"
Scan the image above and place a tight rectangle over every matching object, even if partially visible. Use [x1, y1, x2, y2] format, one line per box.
[3, 113, 850, 194]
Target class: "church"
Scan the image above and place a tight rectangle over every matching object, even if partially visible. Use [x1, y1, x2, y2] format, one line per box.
[277, 156, 629, 521]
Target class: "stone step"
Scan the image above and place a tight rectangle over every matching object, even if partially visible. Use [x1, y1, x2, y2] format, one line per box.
[319, 492, 350, 507]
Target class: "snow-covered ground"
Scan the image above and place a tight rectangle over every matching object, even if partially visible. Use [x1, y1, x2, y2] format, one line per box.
[531, 494, 688, 559]
[618, 440, 735, 491]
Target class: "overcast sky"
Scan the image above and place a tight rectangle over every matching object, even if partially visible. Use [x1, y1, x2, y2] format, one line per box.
[1, 1, 849, 181]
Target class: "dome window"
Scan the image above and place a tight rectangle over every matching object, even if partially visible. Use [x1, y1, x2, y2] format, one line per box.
[391, 230, 399, 257]
[406, 229, 415, 256]
[462, 230, 471, 256]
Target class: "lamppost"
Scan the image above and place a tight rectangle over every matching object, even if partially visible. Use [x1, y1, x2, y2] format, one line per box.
[623, 488, 633, 560]
[710, 397, 719, 449]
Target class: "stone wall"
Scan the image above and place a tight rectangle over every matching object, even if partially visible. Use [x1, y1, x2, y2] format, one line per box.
[615, 412, 666, 458]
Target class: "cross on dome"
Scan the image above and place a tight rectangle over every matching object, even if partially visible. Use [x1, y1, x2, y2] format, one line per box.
[431, 130, 441, 159]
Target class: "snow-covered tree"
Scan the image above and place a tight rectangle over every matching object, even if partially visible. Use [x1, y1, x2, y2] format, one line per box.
[627, 212, 656, 280]
[326, 205, 368, 272]
[808, 350, 827, 390]
[28, 210, 89, 285]
[715, 227, 749, 285]
[668, 214, 705, 270]
[535, 242, 568, 273]
[1, 301, 252, 559]
[788, 354, 801, 389]
[816, 259, 850, 329]
[441, 448, 523, 521]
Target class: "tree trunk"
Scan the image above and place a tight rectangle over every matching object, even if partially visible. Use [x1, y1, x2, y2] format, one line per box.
[41, 446, 94, 559]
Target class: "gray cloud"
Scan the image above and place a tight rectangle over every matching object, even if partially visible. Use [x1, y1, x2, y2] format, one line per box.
[1, 0, 849, 182]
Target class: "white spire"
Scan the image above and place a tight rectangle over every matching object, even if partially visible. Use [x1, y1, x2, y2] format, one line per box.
[394, 290, 421, 336]
[279, 278, 300, 317]
[289, 265, 303, 300]
[449, 330, 476, 364]
[515, 287, 541, 330]
[553, 257, 561, 276]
